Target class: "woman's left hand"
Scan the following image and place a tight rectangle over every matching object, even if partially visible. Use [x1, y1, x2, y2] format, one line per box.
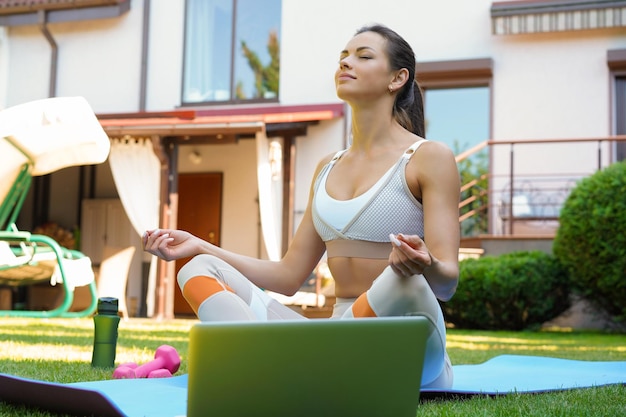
[143, 229, 200, 261]
[388, 233, 433, 277]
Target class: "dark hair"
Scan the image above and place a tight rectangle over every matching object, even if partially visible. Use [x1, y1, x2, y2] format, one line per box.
[355, 24, 425, 138]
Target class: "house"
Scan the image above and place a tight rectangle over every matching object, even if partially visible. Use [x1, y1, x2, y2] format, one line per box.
[1, 0, 625, 318]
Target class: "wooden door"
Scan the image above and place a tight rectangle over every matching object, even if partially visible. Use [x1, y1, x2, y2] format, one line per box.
[174, 173, 223, 316]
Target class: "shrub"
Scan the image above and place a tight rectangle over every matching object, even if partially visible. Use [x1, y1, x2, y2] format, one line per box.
[443, 251, 570, 330]
[552, 161, 626, 322]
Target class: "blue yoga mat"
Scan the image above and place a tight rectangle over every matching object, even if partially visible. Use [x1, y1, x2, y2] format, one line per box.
[420, 354, 626, 398]
[1, 355, 625, 417]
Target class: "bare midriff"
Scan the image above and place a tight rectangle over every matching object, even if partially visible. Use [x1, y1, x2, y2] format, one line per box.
[328, 256, 388, 298]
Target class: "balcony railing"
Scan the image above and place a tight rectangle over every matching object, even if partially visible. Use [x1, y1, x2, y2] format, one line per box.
[457, 136, 626, 237]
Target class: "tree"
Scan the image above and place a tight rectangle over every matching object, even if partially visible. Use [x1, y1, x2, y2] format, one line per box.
[240, 30, 280, 99]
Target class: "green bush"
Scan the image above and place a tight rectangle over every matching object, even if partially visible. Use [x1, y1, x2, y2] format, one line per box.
[443, 251, 570, 330]
[552, 161, 626, 322]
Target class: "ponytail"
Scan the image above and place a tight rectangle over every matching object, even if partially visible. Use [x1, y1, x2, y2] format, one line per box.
[393, 79, 425, 138]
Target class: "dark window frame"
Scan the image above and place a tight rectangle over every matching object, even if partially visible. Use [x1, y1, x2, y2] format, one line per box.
[608, 49, 626, 161]
[417, 58, 493, 89]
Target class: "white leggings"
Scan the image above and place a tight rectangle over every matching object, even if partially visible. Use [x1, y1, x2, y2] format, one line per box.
[178, 254, 452, 388]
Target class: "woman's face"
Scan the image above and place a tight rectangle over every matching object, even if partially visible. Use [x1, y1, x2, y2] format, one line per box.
[335, 31, 393, 103]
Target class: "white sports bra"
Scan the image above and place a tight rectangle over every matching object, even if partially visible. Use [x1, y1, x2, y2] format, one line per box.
[315, 163, 396, 230]
[312, 140, 427, 259]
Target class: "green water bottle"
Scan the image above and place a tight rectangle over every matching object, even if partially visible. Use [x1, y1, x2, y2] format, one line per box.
[91, 297, 120, 368]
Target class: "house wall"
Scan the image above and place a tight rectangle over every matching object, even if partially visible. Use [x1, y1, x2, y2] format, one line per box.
[492, 30, 615, 140]
[5, 6, 142, 110]
[144, 0, 185, 110]
[487, 28, 621, 229]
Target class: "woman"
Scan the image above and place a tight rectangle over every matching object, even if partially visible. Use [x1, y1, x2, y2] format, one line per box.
[143, 24, 460, 388]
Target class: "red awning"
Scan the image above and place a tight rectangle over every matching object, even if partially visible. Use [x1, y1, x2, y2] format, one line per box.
[98, 103, 345, 137]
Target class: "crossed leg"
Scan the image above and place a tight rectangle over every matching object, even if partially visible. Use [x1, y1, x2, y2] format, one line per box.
[177, 256, 452, 388]
[177, 254, 304, 321]
[335, 266, 453, 388]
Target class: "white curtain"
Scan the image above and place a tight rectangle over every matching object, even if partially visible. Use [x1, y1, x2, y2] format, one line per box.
[255, 129, 282, 261]
[109, 137, 161, 316]
[183, 0, 229, 102]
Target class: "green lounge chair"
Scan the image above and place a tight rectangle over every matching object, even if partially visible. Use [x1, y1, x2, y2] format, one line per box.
[0, 97, 110, 318]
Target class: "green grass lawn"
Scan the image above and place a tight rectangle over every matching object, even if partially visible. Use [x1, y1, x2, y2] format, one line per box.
[0, 318, 625, 416]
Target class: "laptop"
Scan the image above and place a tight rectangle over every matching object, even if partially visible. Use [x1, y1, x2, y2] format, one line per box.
[187, 316, 431, 417]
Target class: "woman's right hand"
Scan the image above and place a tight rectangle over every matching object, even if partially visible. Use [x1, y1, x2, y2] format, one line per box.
[142, 229, 203, 261]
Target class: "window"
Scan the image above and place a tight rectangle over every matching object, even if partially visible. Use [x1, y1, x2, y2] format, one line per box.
[608, 49, 626, 162]
[424, 86, 490, 237]
[182, 0, 281, 105]
[418, 58, 492, 153]
[424, 86, 490, 153]
[417, 58, 493, 236]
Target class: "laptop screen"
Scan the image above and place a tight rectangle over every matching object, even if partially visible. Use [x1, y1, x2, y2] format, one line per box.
[187, 316, 430, 417]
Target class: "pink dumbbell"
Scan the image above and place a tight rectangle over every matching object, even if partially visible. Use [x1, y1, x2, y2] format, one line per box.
[113, 362, 138, 379]
[113, 364, 172, 379]
[147, 368, 173, 378]
[113, 345, 180, 379]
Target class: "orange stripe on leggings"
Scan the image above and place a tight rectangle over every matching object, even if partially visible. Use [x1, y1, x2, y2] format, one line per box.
[351, 293, 377, 317]
[182, 276, 234, 315]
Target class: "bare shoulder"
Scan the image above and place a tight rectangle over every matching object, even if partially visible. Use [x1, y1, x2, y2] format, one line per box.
[411, 140, 457, 173]
[319, 151, 338, 166]
[403, 139, 459, 198]
[308, 150, 343, 190]
[313, 151, 336, 174]
[417, 140, 455, 159]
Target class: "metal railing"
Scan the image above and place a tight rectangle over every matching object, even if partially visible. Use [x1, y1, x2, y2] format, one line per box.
[457, 136, 626, 236]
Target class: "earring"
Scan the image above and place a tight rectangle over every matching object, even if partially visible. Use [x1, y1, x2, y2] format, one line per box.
[388, 86, 394, 94]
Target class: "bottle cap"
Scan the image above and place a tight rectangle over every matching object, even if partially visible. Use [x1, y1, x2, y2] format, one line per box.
[97, 297, 119, 314]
